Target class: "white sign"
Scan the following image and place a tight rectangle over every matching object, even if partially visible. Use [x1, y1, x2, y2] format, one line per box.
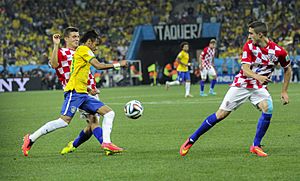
[217, 74, 235, 84]
[154, 24, 202, 40]
[0, 78, 30, 92]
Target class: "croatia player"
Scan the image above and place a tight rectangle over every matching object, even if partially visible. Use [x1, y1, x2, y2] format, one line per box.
[180, 21, 291, 157]
[166, 42, 193, 98]
[22, 30, 127, 156]
[48, 27, 103, 155]
[199, 39, 217, 96]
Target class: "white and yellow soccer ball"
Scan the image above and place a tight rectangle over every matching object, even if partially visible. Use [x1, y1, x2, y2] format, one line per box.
[124, 100, 143, 119]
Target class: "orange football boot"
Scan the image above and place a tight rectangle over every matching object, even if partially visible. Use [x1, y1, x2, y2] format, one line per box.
[250, 145, 268, 157]
[180, 138, 194, 156]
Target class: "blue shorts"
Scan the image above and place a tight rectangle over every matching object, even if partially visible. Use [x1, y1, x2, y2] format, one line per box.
[177, 71, 191, 82]
[61, 90, 104, 117]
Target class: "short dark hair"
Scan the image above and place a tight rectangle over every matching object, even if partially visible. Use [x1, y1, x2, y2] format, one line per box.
[180, 41, 189, 49]
[210, 39, 216, 43]
[80, 30, 99, 44]
[63, 27, 79, 38]
[248, 21, 268, 36]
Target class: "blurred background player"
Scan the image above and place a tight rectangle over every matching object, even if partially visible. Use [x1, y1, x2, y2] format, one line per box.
[130, 64, 142, 85]
[291, 57, 299, 82]
[180, 21, 291, 157]
[166, 42, 193, 98]
[48, 27, 103, 155]
[199, 39, 217, 96]
[147, 63, 158, 86]
[22, 30, 127, 156]
[163, 61, 178, 84]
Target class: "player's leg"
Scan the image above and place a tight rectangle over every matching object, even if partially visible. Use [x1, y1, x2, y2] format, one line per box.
[81, 97, 123, 155]
[80, 101, 105, 147]
[96, 105, 124, 155]
[22, 91, 83, 156]
[249, 89, 273, 157]
[61, 117, 96, 155]
[22, 115, 72, 156]
[180, 87, 250, 156]
[166, 72, 181, 89]
[200, 69, 208, 96]
[180, 109, 230, 156]
[61, 94, 103, 154]
[209, 67, 217, 95]
[184, 72, 193, 98]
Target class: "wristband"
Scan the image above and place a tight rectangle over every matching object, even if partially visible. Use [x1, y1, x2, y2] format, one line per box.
[113, 63, 121, 70]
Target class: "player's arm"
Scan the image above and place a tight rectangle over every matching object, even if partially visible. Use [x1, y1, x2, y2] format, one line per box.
[198, 51, 204, 70]
[90, 58, 127, 70]
[279, 50, 292, 105]
[176, 57, 185, 66]
[241, 43, 271, 84]
[281, 64, 291, 105]
[176, 55, 190, 67]
[242, 64, 271, 85]
[211, 53, 215, 66]
[88, 87, 100, 95]
[49, 34, 60, 68]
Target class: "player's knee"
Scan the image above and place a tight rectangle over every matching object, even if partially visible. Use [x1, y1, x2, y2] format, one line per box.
[87, 114, 98, 124]
[261, 99, 273, 114]
[104, 111, 115, 119]
[61, 116, 72, 124]
[215, 109, 230, 120]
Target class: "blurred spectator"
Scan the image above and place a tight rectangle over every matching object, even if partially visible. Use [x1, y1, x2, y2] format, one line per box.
[291, 58, 299, 83]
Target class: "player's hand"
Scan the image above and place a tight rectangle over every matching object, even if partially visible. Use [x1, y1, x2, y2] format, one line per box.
[281, 92, 289, 105]
[53, 34, 61, 45]
[199, 65, 203, 71]
[89, 88, 100, 96]
[257, 75, 272, 85]
[120, 60, 128, 67]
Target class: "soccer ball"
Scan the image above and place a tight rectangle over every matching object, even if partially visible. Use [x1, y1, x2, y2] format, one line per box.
[124, 100, 143, 119]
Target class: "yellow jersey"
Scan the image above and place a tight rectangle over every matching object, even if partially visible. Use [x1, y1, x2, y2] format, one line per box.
[176, 50, 189, 72]
[64, 45, 95, 93]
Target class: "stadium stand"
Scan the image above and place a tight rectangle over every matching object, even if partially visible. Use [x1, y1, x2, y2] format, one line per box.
[1, 0, 299, 82]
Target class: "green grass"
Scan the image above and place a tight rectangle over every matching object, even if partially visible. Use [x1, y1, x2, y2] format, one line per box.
[0, 83, 299, 180]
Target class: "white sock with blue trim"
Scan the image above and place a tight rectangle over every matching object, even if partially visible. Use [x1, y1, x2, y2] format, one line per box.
[29, 118, 68, 142]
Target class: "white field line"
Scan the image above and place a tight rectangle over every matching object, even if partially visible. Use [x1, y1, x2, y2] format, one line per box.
[107, 98, 299, 105]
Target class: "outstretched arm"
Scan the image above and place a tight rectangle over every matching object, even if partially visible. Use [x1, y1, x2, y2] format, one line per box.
[90, 58, 127, 70]
[49, 34, 60, 68]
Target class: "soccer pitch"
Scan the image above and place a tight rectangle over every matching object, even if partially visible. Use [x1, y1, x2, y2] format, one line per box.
[0, 84, 299, 180]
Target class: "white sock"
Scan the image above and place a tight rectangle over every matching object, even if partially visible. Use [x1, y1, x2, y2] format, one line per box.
[102, 111, 115, 143]
[169, 80, 180, 86]
[29, 118, 68, 142]
[185, 82, 191, 96]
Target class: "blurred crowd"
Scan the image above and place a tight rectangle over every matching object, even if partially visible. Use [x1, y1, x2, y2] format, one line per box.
[167, 0, 300, 59]
[0, 0, 173, 66]
[1, 0, 299, 77]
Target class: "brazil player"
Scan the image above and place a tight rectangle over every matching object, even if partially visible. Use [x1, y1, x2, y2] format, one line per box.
[166, 42, 193, 98]
[49, 27, 103, 155]
[22, 30, 127, 156]
[180, 21, 291, 157]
